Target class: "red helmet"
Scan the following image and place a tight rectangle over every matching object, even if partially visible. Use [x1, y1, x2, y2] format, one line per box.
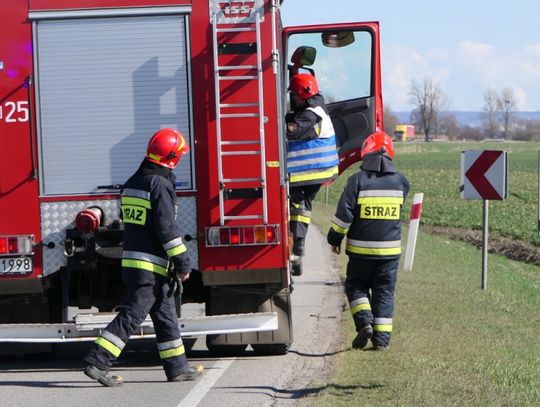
[288, 73, 319, 100]
[146, 128, 189, 169]
[360, 131, 395, 160]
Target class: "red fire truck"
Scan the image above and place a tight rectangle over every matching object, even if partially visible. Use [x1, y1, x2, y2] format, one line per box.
[0, 0, 382, 354]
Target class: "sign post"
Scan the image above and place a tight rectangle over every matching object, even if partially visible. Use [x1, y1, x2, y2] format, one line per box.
[460, 150, 508, 290]
[538, 151, 540, 237]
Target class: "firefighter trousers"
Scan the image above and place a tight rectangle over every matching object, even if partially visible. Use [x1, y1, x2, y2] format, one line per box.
[344, 257, 399, 347]
[84, 281, 189, 380]
[289, 184, 322, 255]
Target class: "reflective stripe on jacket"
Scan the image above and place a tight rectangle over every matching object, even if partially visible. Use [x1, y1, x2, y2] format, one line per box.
[287, 105, 339, 186]
[120, 161, 188, 284]
[328, 167, 410, 259]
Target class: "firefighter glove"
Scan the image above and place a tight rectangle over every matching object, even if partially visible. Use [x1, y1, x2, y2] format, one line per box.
[172, 256, 192, 276]
[167, 273, 182, 298]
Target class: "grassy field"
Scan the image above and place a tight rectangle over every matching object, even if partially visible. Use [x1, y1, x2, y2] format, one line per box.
[318, 141, 540, 245]
[308, 142, 540, 406]
[310, 202, 540, 406]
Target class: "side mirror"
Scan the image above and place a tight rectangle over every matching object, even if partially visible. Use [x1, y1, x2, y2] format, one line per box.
[290, 46, 317, 67]
[322, 31, 355, 48]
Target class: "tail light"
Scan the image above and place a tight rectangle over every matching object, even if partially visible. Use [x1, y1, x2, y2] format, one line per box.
[75, 207, 103, 234]
[206, 225, 280, 247]
[0, 235, 34, 256]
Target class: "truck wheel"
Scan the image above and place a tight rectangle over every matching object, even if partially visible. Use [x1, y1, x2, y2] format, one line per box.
[206, 336, 247, 356]
[252, 343, 289, 355]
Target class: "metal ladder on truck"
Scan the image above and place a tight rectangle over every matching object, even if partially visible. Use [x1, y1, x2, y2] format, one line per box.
[211, 10, 268, 226]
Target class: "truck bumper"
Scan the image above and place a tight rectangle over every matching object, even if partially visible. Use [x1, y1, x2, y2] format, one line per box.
[0, 278, 44, 295]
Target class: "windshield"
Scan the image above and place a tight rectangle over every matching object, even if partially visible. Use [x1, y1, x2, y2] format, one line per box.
[286, 30, 373, 104]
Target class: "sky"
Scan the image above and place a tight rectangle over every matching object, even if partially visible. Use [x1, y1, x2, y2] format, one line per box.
[280, 0, 540, 112]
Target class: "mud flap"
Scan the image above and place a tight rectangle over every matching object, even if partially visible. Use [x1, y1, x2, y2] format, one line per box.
[206, 287, 292, 349]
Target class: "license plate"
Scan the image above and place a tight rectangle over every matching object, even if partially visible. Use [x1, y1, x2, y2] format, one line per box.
[0, 257, 33, 275]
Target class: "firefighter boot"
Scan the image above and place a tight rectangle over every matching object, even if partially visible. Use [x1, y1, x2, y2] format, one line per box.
[291, 254, 303, 276]
[293, 237, 305, 256]
[352, 325, 373, 350]
[84, 365, 124, 387]
[291, 238, 305, 276]
[168, 364, 204, 382]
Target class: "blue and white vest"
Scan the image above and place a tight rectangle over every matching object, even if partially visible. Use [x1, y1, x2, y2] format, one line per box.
[287, 106, 339, 186]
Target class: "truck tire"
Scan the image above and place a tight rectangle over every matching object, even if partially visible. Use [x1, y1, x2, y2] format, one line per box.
[205, 286, 292, 354]
[251, 343, 289, 355]
[206, 338, 247, 356]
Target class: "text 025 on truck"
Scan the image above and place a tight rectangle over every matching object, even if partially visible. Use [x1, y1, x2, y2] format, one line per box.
[0, 0, 382, 354]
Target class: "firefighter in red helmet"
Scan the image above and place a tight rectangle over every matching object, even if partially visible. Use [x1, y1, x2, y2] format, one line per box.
[84, 128, 203, 386]
[286, 73, 339, 276]
[327, 131, 410, 351]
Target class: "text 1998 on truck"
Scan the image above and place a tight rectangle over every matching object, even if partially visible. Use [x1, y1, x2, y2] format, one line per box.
[0, 0, 382, 355]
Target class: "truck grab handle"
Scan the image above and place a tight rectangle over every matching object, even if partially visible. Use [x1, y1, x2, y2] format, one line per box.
[97, 184, 123, 190]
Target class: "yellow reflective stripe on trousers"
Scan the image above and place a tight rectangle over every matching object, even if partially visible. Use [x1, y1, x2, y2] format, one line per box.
[95, 337, 122, 357]
[159, 344, 186, 359]
[351, 302, 371, 315]
[290, 214, 311, 224]
[346, 245, 401, 256]
[374, 324, 393, 332]
[166, 244, 187, 257]
[121, 259, 168, 277]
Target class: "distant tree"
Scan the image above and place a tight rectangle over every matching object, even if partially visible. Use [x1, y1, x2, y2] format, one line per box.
[383, 104, 399, 136]
[482, 88, 500, 139]
[439, 113, 461, 140]
[513, 118, 540, 141]
[460, 125, 483, 141]
[408, 78, 449, 141]
[497, 87, 517, 140]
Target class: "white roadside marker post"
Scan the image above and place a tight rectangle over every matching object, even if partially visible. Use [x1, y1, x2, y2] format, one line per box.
[403, 193, 423, 272]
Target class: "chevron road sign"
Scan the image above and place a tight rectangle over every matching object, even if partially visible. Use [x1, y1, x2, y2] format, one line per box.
[460, 150, 508, 200]
[460, 150, 508, 290]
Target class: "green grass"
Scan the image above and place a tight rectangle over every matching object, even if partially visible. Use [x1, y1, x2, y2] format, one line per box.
[318, 141, 540, 245]
[311, 202, 540, 406]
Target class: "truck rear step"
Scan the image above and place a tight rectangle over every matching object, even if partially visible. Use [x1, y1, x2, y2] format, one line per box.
[0, 311, 277, 343]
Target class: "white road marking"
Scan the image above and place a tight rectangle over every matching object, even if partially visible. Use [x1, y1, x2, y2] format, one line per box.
[177, 359, 235, 407]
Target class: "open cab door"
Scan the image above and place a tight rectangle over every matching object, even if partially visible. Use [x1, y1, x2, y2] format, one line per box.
[283, 22, 383, 173]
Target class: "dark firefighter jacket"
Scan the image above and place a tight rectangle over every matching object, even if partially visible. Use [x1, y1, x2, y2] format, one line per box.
[327, 154, 410, 259]
[120, 160, 190, 285]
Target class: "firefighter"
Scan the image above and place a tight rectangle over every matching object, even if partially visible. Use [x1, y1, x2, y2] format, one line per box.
[327, 131, 410, 350]
[286, 73, 339, 276]
[84, 128, 203, 386]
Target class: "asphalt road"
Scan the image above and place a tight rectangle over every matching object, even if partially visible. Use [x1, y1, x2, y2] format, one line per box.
[0, 226, 346, 407]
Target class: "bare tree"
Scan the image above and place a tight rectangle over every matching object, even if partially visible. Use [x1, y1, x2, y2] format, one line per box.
[439, 113, 461, 140]
[482, 88, 499, 139]
[513, 118, 540, 141]
[497, 87, 517, 140]
[408, 78, 449, 141]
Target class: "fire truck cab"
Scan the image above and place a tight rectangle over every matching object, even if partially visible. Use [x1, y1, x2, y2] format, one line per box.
[0, 0, 382, 354]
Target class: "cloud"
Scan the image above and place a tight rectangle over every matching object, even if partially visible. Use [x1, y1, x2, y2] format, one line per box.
[382, 45, 451, 110]
[383, 39, 540, 111]
[459, 40, 494, 58]
[453, 40, 540, 110]
[525, 44, 540, 58]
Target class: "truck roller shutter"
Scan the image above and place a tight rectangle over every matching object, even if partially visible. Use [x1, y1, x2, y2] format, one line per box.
[35, 14, 193, 195]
